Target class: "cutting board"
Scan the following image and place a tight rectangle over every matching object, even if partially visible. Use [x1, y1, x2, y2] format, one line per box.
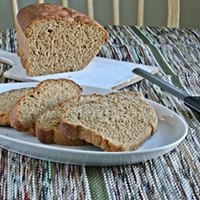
[0, 50, 158, 90]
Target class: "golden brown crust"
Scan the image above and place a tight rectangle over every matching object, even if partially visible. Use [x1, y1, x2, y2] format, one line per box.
[36, 121, 87, 145]
[0, 114, 10, 126]
[59, 92, 158, 152]
[16, 3, 109, 76]
[9, 95, 36, 135]
[60, 120, 128, 151]
[17, 3, 108, 36]
[35, 94, 102, 146]
[53, 128, 87, 145]
[0, 88, 34, 126]
[35, 125, 55, 144]
[15, 21, 30, 72]
[9, 97, 26, 130]
[9, 79, 82, 136]
[59, 120, 154, 152]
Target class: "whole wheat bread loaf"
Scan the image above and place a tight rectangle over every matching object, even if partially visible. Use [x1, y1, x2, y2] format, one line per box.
[0, 88, 33, 126]
[60, 92, 158, 152]
[10, 79, 82, 135]
[36, 94, 101, 145]
[16, 3, 108, 76]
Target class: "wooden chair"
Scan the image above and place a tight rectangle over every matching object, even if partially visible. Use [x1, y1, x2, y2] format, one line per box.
[12, 0, 180, 28]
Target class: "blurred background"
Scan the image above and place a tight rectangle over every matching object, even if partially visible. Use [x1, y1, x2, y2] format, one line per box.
[0, 0, 200, 29]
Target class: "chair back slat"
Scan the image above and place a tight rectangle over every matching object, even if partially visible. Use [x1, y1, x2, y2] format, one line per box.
[11, 0, 180, 28]
[86, 0, 94, 19]
[167, 0, 180, 28]
[62, 0, 69, 7]
[11, 0, 19, 27]
[137, 0, 144, 26]
[113, 0, 120, 25]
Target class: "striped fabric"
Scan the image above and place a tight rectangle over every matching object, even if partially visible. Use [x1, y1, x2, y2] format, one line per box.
[0, 26, 200, 199]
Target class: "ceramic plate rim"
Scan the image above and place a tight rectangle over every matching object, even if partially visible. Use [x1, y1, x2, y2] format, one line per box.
[0, 82, 188, 165]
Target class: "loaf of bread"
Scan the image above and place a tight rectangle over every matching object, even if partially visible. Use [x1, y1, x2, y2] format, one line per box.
[60, 92, 158, 151]
[16, 3, 109, 76]
[0, 88, 33, 126]
[35, 94, 101, 145]
[10, 79, 82, 135]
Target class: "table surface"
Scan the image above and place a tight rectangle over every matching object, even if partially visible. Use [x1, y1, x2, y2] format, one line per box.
[0, 26, 200, 199]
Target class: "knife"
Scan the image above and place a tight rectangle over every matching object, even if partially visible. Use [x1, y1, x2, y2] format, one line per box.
[133, 68, 200, 113]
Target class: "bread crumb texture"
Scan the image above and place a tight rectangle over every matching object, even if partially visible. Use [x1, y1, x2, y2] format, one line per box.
[61, 92, 158, 152]
[0, 88, 34, 126]
[10, 79, 82, 134]
[35, 94, 101, 145]
[16, 3, 109, 76]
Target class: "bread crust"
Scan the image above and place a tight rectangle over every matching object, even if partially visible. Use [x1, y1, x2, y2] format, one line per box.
[59, 92, 158, 152]
[35, 94, 102, 145]
[0, 114, 10, 126]
[60, 121, 121, 151]
[17, 3, 108, 35]
[0, 88, 34, 126]
[35, 124, 55, 144]
[36, 123, 87, 145]
[10, 79, 82, 136]
[9, 95, 36, 135]
[60, 120, 155, 151]
[16, 3, 109, 76]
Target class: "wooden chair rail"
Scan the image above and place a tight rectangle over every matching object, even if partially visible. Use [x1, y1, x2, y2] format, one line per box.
[12, 0, 180, 28]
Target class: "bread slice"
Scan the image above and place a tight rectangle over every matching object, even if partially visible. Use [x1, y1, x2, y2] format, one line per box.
[35, 94, 101, 145]
[0, 88, 34, 126]
[16, 3, 109, 76]
[60, 92, 158, 152]
[10, 79, 82, 135]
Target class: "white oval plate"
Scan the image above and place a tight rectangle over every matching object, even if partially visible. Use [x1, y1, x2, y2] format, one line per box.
[0, 82, 188, 166]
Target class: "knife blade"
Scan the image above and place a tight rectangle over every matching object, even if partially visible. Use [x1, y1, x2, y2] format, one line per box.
[133, 68, 200, 113]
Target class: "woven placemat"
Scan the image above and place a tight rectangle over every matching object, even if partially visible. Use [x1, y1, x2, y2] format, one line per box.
[0, 27, 199, 199]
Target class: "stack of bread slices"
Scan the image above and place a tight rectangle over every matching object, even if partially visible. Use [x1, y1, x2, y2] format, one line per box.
[0, 79, 158, 152]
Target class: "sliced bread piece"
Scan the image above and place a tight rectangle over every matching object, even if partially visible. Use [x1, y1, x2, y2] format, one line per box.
[10, 79, 82, 135]
[35, 94, 101, 145]
[60, 92, 158, 152]
[0, 88, 34, 126]
[16, 3, 108, 76]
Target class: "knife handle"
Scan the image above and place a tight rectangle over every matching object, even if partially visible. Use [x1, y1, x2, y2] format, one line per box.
[184, 96, 200, 113]
[133, 68, 188, 100]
